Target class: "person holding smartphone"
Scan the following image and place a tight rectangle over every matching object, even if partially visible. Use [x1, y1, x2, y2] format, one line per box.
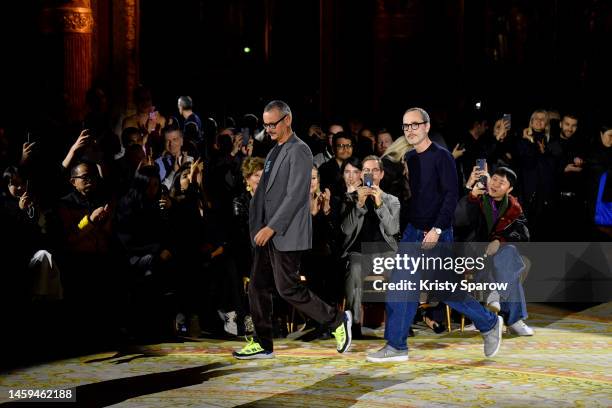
[454, 112, 496, 193]
[340, 155, 400, 338]
[455, 165, 533, 336]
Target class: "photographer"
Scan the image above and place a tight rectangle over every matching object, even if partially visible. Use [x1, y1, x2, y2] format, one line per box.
[455, 164, 533, 336]
[340, 155, 400, 338]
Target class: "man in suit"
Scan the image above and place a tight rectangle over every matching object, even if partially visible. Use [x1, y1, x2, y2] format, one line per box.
[232, 100, 352, 359]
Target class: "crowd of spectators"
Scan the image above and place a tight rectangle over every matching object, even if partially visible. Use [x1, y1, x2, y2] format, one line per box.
[0, 85, 609, 347]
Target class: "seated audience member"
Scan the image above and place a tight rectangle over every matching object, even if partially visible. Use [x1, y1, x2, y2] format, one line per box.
[155, 124, 194, 190]
[230, 157, 265, 334]
[585, 122, 612, 240]
[313, 122, 344, 167]
[54, 161, 119, 335]
[340, 155, 400, 338]
[355, 127, 376, 159]
[115, 165, 177, 336]
[122, 85, 167, 157]
[375, 130, 394, 157]
[455, 165, 533, 336]
[301, 166, 337, 320]
[1, 166, 62, 303]
[319, 131, 355, 194]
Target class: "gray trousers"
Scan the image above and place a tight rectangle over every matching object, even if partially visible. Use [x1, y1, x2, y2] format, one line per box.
[345, 251, 395, 324]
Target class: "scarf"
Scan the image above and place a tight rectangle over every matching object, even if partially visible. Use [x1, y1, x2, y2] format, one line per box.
[482, 194, 509, 234]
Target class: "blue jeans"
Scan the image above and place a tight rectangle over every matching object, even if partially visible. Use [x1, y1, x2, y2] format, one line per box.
[384, 224, 498, 351]
[491, 245, 528, 325]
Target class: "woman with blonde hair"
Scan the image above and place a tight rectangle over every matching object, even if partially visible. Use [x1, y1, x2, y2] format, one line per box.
[381, 134, 413, 231]
[229, 157, 265, 335]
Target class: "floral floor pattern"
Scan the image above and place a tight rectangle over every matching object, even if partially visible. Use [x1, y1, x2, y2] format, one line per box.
[1, 303, 610, 407]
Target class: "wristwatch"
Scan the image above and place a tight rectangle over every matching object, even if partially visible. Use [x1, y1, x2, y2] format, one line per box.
[433, 227, 442, 235]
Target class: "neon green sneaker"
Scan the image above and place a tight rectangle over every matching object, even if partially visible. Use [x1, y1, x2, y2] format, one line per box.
[332, 311, 353, 353]
[232, 337, 275, 359]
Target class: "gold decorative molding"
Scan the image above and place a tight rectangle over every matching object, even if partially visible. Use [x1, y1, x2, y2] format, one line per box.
[41, 6, 94, 34]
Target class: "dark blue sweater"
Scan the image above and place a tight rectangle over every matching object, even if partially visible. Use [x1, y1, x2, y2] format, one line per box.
[405, 142, 458, 230]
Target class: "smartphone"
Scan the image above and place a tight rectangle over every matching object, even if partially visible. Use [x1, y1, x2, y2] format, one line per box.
[476, 159, 487, 187]
[476, 158, 486, 171]
[364, 173, 374, 188]
[502, 113, 511, 128]
[242, 127, 250, 147]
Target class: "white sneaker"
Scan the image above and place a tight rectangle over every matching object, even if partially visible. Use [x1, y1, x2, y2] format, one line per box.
[218, 310, 238, 336]
[486, 290, 501, 313]
[508, 320, 534, 336]
[366, 344, 409, 363]
[463, 323, 478, 332]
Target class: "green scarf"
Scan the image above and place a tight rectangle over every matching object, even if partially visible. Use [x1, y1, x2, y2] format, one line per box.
[482, 194, 509, 234]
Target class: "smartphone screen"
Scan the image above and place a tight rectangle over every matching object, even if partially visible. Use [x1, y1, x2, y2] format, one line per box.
[502, 113, 511, 128]
[242, 128, 250, 146]
[364, 173, 374, 188]
[476, 159, 486, 170]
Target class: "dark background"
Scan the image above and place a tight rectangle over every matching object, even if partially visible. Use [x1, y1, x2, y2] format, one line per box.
[1, 0, 611, 136]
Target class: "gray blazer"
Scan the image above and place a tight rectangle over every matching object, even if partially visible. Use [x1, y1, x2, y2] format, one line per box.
[249, 133, 313, 251]
[340, 191, 400, 257]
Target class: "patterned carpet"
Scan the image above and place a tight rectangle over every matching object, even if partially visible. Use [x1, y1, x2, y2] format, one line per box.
[1, 303, 610, 407]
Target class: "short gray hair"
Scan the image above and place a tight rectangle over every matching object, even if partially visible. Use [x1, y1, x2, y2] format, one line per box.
[264, 100, 292, 117]
[178, 96, 193, 110]
[405, 107, 430, 123]
[361, 155, 384, 171]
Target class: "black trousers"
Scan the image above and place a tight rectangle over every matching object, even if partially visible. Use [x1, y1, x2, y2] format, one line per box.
[249, 242, 343, 351]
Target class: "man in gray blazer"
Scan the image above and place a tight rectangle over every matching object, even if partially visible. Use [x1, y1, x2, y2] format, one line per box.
[233, 100, 352, 359]
[341, 155, 400, 337]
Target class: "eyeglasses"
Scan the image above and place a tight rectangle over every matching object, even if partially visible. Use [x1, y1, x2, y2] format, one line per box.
[401, 121, 428, 131]
[71, 174, 95, 182]
[263, 114, 287, 130]
[336, 144, 353, 150]
[362, 168, 381, 174]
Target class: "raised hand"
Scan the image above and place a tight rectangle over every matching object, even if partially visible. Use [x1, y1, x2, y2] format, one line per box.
[452, 143, 466, 159]
[18, 191, 33, 210]
[356, 186, 369, 208]
[188, 158, 203, 183]
[90, 204, 110, 224]
[493, 118, 510, 141]
[321, 188, 332, 215]
[21, 142, 36, 165]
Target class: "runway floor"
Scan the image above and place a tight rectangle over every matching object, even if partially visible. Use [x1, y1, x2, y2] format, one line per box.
[1, 303, 610, 407]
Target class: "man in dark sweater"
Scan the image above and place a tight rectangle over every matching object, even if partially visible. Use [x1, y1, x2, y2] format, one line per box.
[367, 107, 503, 363]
